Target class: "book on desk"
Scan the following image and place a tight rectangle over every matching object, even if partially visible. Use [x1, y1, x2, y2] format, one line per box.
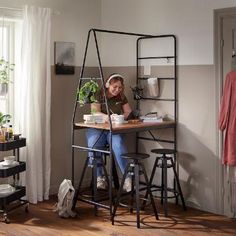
[139, 112, 163, 123]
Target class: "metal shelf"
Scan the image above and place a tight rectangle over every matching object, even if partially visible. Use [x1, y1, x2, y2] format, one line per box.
[138, 56, 175, 60]
[0, 138, 28, 223]
[138, 77, 175, 80]
[0, 139, 26, 151]
[0, 162, 26, 178]
[0, 186, 26, 206]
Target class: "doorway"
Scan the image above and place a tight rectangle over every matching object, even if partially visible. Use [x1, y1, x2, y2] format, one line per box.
[215, 7, 236, 217]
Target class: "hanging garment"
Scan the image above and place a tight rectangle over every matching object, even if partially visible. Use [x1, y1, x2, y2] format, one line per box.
[55, 179, 77, 218]
[219, 70, 236, 165]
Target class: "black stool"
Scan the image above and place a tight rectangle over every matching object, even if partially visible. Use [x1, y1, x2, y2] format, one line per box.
[72, 151, 118, 214]
[111, 153, 158, 228]
[146, 148, 186, 217]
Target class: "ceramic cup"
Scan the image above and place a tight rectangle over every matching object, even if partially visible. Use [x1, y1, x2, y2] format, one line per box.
[4, 156, 15, 165]
[113, 115, 125, 124]
[83, 114, 95, 123]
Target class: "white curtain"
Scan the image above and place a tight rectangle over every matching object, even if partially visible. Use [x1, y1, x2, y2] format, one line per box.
[15, 5, 51, 203]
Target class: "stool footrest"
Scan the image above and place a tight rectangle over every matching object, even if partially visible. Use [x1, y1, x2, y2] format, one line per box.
[151, 149, 176, 155]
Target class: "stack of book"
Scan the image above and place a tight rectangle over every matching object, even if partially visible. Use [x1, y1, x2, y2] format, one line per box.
[140, 113, 163, 123]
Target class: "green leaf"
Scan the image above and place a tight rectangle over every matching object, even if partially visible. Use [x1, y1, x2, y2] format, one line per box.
[77, 80, 100, 106]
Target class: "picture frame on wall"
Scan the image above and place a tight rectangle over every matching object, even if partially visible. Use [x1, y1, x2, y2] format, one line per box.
[54, 41, 75, 75]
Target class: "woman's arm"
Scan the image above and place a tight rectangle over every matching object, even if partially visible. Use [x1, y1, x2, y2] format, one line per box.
[122, 103, 132, 119]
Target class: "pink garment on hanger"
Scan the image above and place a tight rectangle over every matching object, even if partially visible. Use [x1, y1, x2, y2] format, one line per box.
[219, 70, 236, 166]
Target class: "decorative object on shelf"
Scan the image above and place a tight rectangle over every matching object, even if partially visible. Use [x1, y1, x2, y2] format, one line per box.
[0, 184, 15, 195]
[0, 58, 15, 96]
[54, 41, 75, 75]
[0, 111, 11, 127]
[0, 58, 15, 85]
[130, 86, 143, 100]
[77, 80, 100, 106]
[0, 112, 11, 142]
[140, 112, 163, 123]
[147, 77, 159, 97]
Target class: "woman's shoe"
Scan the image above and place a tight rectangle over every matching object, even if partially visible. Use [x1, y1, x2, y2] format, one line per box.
[123, 177, 132, 192]
[97, 176, 108, 190]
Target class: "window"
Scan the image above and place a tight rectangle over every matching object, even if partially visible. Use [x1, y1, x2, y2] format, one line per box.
[0, 15, 22, 125]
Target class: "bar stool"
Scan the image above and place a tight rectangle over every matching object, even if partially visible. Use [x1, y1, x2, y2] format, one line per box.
[146, 148, 186, 217]
[111, 152, 159, 228]
[72, 151, 118, 214]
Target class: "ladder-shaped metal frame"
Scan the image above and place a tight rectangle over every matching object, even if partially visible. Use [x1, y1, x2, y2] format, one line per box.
[71, 29, 178, 215]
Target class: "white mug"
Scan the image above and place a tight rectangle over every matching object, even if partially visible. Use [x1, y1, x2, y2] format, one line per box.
[83, 114, 95, 123]
[113, 115, 124, 124]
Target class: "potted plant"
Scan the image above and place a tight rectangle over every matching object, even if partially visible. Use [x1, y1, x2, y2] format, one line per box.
[77, 80, 100, 106]
[0, 111, 11, 127]
[0, 58, 15, 96]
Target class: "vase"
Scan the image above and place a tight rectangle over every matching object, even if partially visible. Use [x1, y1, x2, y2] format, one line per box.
[0, 83, 8, 96]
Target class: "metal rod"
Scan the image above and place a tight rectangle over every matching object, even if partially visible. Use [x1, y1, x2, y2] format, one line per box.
[0, 6, 22, 11]
[141, 97, 175, 101]
[72, 145, 111, 154]
[78, 198, 110, 210]
[92, 30, 113, 131]
[91, 28, 152, 37]
[71, 29, 92, 184]
[137, 136, 175, 144]
[138, 77, 175, 80]
[138, 56, 175, 60]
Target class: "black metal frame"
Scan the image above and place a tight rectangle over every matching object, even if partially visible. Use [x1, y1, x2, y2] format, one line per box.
[0, 138, 29, 223]
[135, 35, 177, 150]
[71, 28, 178, 216]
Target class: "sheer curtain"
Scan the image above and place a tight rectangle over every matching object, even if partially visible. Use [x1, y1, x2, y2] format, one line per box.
[15, 5, 51, 203]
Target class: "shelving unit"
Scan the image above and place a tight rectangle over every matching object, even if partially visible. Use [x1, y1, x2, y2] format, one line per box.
[0, 138, 28, 223]
[135, 35, 182, 206]
[136, 35, 177, 149]
[71, 29, 179, 215]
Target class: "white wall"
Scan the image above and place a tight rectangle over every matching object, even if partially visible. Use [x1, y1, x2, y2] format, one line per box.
[0, 0, 101, 195]
[101, 0, 236, 66]
[100, 0, 236, 214]
[0, 0, 101, 66]
[2, 0, 236, 215]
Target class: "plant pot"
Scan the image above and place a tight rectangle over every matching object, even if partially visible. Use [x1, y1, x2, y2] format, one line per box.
[0, 83, 8, 96]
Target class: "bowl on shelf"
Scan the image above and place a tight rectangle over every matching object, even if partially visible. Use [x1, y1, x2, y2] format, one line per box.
[0, 184, 15, 194]
[3, 156, 15, 165]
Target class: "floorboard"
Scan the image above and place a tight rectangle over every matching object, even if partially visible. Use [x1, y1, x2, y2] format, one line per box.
[0, 197, 235, 236]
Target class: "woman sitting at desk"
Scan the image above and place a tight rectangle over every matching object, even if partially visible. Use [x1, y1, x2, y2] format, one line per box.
[87, 73, 132, 191]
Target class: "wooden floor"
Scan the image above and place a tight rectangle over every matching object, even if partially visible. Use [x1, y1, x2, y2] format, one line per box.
[0, 197, 236, 236]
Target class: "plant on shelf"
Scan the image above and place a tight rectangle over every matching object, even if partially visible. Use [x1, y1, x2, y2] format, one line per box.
[0, 111, 11, 127]
[0, 58, 15, 96]
[77, 80, 100, 106]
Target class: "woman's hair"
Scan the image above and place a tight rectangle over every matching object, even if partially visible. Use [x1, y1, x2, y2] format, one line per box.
[102, 73, 125, 99]
[105, 73, 124, 89]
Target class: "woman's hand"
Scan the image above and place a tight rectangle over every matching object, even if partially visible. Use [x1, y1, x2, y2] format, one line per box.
[122, 103, 132, 119]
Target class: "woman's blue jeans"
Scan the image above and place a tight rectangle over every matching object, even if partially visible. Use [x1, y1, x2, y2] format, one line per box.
[86, 128, 128, 177]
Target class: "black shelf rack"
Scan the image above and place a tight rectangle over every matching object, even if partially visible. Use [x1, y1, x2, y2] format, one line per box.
[71, 29, 178, 215]
[0, 138, 28, 223]
[136, 35, 177, 148]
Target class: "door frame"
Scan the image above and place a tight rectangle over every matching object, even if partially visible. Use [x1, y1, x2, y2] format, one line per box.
[214, 7, 236, 215]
